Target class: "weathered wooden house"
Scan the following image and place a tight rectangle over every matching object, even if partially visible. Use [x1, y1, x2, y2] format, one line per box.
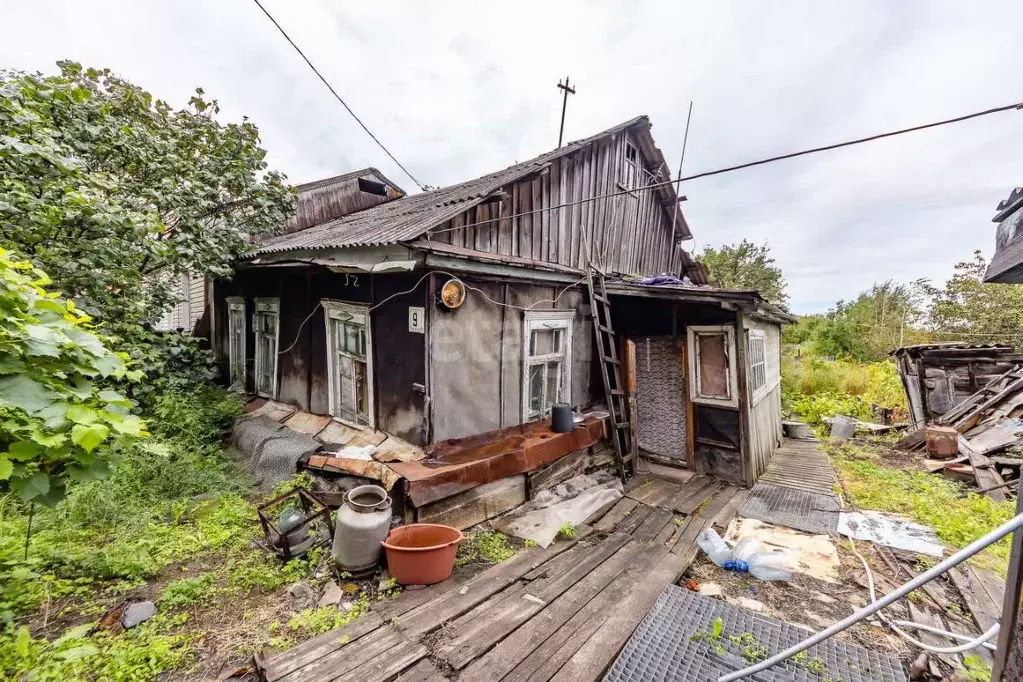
[212, 116, 792, 522]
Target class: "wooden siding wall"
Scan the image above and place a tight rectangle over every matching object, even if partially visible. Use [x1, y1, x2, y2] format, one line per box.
[745, 318, 783, 484]
[427, 130, 684, 276]
[212, 269, 427, 444]
[287, 173, 400, 233]
[428, 274, 597, 442]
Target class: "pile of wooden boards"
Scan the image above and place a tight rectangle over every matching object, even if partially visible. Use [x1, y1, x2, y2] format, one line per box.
[912, 364, 1023, 500]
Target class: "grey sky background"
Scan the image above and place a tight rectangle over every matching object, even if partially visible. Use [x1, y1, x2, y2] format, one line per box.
[3, 1, 1021, 313]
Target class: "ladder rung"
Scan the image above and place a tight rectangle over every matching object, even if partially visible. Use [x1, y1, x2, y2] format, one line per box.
[602, 357, 620, 366]
[593, 293, 609, 304]
[598, 324, 614, 334]
[609, 389, 624, 396]
[614, 421, 631, 429]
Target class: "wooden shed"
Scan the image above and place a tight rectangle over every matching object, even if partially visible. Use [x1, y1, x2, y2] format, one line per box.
[891, 342, 1023, 429]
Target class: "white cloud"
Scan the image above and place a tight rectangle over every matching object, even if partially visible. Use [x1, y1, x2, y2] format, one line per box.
[3, 0, 1022, 312]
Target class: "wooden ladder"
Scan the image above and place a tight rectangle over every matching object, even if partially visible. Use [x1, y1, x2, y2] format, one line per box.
[586, 265, 634, 481]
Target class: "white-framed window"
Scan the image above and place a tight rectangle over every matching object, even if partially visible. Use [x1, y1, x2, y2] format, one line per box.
[226, 297, 246, 392]
[687, 324, 738, 408]
[747, 329, 767, 402]
[621, 141, 639, 190]
[253, 298, 280, 398]
[522, 310, 575, 421]
[323, 300, 374, 427]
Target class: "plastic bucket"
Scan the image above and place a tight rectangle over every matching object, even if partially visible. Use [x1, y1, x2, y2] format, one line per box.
[382, 523, 464, 585]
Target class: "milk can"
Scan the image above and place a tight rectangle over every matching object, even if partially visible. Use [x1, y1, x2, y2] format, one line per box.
[332, 484, 392, 574]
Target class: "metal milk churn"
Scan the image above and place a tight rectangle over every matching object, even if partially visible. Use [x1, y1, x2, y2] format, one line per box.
[332, 484, 392, 574]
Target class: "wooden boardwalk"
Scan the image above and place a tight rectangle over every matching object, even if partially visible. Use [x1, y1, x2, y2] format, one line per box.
[258, 473, 743, 682]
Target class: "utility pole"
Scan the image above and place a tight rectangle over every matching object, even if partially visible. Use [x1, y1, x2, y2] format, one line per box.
[557, 77, 576, 148]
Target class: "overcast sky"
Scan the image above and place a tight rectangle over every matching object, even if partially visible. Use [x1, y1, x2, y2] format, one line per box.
[3, 1, 1021, 313]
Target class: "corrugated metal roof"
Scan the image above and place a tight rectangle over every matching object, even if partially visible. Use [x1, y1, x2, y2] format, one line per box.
[890, 342, 1013, 356]
[249, 116, 651, 256]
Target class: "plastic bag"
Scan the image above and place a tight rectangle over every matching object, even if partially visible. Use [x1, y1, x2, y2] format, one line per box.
[697, 529, 791, 581]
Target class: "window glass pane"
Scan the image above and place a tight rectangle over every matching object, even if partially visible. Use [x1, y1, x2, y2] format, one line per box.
[528, 364, 544, 417]
[698, 333, 729, 398]
[344, 323, 361, 355]
[530, 328, 561, 356]
[546, 361, 561, 408]
[354, 360, 367, 418]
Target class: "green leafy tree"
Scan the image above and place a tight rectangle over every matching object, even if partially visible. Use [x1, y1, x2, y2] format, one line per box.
[0, 250, 145, 506]
[925, 251, 1023, 349]
[0, 61, 295, 337]
[699, 239, 788, 307]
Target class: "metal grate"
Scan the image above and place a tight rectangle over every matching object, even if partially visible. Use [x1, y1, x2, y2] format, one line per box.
[605, 586, 906, 682]
[738, 483, 840, 535]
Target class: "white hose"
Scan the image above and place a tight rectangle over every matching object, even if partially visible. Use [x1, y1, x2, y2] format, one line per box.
[890, 619, 998, 651]
[717, 510, 1023, 682]
[845, 535, 998, 654]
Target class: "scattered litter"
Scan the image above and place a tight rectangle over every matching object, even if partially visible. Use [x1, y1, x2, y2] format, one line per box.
[493, 472, 623, 547]
[522, 594, 546, 606]
[337, 444, 377, 461]
[696, 528, 791, 581]
[697, 582, 722, 598]
[726, 596, 764, 612]
[318, 581, 343, 608]
[723, 517, 840, 583]
[120, 601, 157, 629]
[838, 511, 944, 557]
[681, 578, 700, 592]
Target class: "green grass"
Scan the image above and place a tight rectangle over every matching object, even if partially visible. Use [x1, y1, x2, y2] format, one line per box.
[830, 442, 1014, 575]
[782, 354, 907, 431]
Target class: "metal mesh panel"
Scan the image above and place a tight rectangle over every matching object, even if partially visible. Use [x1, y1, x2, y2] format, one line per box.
[606, 586, 906, 682]
[738, 483, 840, 534]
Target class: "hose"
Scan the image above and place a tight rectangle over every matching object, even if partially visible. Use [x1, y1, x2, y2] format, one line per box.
[717, 510, 1023, 682]
[845, 535, 998, 654]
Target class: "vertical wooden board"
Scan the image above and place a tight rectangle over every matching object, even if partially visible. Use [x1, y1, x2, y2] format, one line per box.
[558, 160, 570, 266]
[499, 192, 513, 255]
[518, 179, 533, 258]
[451, 212, 465, 249]
[474, 203, 489, 252]
[572, 152, 585, 268]
[596, 141, 612, 267]
[542, 172, 553, 262]
[589, 142, 604, 266]
[532, 176, 543, 261]
[579, 149, 593, 266]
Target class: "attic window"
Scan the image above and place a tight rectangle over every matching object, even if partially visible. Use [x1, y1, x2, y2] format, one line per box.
[621, 142, 639, 190]
[358, 177, 389, 196]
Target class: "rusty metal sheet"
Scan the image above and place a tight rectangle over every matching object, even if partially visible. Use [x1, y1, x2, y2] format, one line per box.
[390, 417, 606, 507]
[303, 455, 402, 491]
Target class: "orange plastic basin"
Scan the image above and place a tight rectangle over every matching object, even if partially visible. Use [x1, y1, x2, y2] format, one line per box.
[382, 524, 464, 585]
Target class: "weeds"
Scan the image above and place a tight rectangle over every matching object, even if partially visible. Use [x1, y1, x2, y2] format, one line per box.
[831, 441, 1014, 575]
[159, 574, 219, 609]
[557, 523, 576, 539]
[455, 530, 515, 568]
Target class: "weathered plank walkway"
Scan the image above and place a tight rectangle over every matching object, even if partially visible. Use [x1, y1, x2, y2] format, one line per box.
[257, 473, 743, 682]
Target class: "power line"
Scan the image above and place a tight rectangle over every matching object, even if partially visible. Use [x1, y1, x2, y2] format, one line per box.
[428, 99, 1023, 237]
[251, 0, 426, 191]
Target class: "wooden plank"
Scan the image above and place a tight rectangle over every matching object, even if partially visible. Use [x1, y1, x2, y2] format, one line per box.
[949, 566, 1002, 632]
[631, 508, 674, 543]
[612, 503, 652, 536]
[335, 636, 429, 682]
[547, 545, 700, 682]
[437, 533, 634, 669]
[695, 486, 740, 521]
[261, 613, 384, 681]
[542, 172, 553, 262]
[476, 540, 670, 682]
[527, 448, 589, 497]
[416, 475, 526, 530]
[276, 624, 403, 682]
[662, 475, 712, 510]
[709, 487, 747, 528]
[499, 191, 513, 255]
[532, 176, 543, 261]
[625, 479, 668, 505]
[674, 481, 726, 515]
[908, 602, 960, 675]
[394, 534, 589, 639]
[395, 659, 447, 682]
[592, 497, 639, 532]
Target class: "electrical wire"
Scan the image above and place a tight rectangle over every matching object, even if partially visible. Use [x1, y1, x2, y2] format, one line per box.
[277, 302, 323, 355]
[251, 0, 426, 191]
[425, 99, 1023, 238]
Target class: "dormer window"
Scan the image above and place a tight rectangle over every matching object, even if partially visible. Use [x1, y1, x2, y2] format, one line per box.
[621, 142, 639, 190]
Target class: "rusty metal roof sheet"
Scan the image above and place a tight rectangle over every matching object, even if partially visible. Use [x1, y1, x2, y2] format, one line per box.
[890, 342, 1013, 356]
[249, 116, 655, 256]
